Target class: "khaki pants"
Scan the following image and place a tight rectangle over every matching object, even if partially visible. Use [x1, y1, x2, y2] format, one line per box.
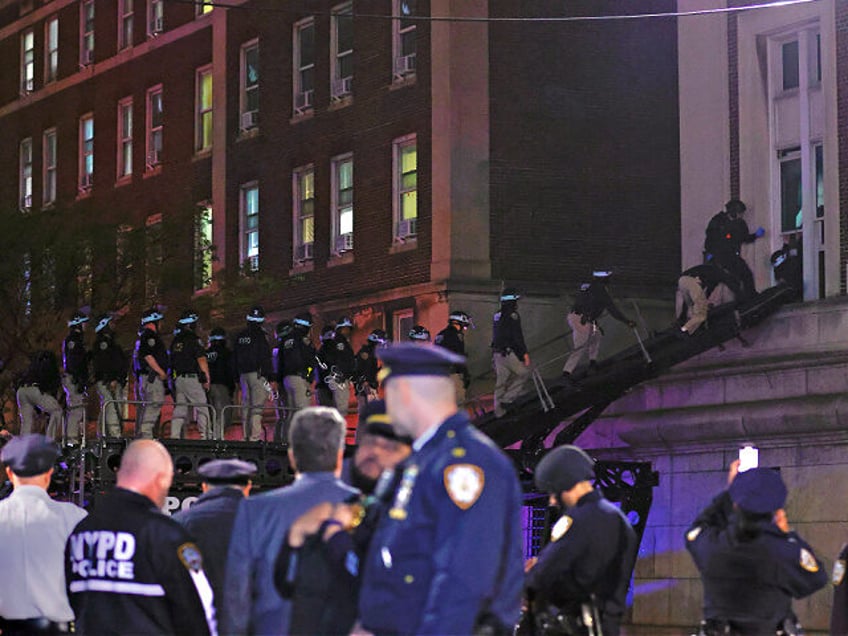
[451, 373, 466, 406]
[240, 371, 270, 441]
[96, 380, 125, 437]
[676, 275, 709, 334]
[208, 384, 232, 439]
[17, 385, 63, 437]
[137, 376, 164, 439]
[171, 375, 211, 439]
[282, 375, 312, 442]
[563, 312, 602, 374]
[493, 352, 530, 417]
[62, 374, 86, 440]
[331, 380, 351, 417]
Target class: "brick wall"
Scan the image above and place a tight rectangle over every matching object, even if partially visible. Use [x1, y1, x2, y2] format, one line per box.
[838, 0, 848, 293]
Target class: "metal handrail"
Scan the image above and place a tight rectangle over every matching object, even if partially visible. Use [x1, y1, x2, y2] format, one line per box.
[99, 398, 218, 441]
[220, 403, 295, 443]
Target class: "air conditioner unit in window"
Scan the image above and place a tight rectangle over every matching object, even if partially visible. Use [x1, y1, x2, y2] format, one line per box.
[20, 194, 32, 210]
[81, 49, 94, 66]
[241, 110, 259, 131]
[151, 16, 163, 34]
[397, 218, 417, 239]
[21, 78, 34, 94]
[334, 233, 353, 254]
[79, 173, 93, 191]
[294, 90, 313, 114]
[331, 76, 352, 99]
[146, 149, 161, 168]
[394, 53, 416, 78]
[295, 242, 314, 262]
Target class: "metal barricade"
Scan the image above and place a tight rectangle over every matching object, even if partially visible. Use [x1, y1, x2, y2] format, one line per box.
[99, 398, 218, 441]
[220, 403, 295, 443]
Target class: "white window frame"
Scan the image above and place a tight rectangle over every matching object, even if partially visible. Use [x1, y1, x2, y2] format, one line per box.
[118, 0, 134, 50]
[21, 28, 34, 93]
[392, 0, 416, 81]
[392, 308, 414, 342]
[80, 0, 94, 66]
[117, 96, 133, 180]
[148, 0, 164, 37]
[239, 39, 259, 131]
[330, 3, 353, 100]
[194, 203, 213, 290]
[20, 137, 33, 211]
[146, 85, 163, 171]
[196, 65, 213, 152]
[44, 16, 58, 83]
[79, 113, 94, 192]
[43, 128, 57, 206]
[241, 182, 260, 271]
[393, 134, 418, 241]
[331, 153, 354, 254]
[293, 18, 315, 115]
[293, 165, 315, 264]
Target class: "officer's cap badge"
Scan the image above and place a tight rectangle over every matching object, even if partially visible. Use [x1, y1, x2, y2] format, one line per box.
[444, 464, 484, 510]
[551, 515, 573, 542]
[686, 527, 702, 542]
[833, 560, 846, 586]
[178, 542, 204, 572]
[799, 548, 819, 573]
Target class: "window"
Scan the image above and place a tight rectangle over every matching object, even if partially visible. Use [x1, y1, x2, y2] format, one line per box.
[197, 1, 214, 16]
[45, 17, 58, 83]
[331, 4, 353, 99]
[779, 148, 802, 233]
[392, 308, 414, 342]
[21, 29, 34, 93]
[394, 135, 417, 239]
[241, 183, 259, 271]
[781, 40, 799, 91]
[196, 66, 213, 151]
[293, 166, 315, 263]
[117, 97, 133, 179]
[331, 154, 353, 253]
[118, 0, 134, 50]
[393, 0, 416, 80]
[43, 129, 57, 205]
[293, 19, 314, 114]
[194, 204, 213, 290]
[148, 0, 164, 36]
[20, 138, 33, 210]
[80, 0, 94, 66]
[240, 40, 259, 130]
[146, 85, 163, 170]
[79, 114, 94, 192]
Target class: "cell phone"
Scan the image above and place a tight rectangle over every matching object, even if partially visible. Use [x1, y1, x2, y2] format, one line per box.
[738, 445, 759, 473]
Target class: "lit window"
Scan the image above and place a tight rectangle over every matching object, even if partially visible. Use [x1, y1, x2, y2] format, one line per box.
[45, 17, 58, 83]
[241, 184, 260, 271]
[146, 85, 163, 170]
[79, 114, 94, 192]
[331, 4, 353, 100]
[394, 135, 417, 239]
[240, 40, 259, 130]
[119, 0, 134, 50]
[196, 66, 213, 151]
[43, 129, 57, 205]
[293, 19, 314, 114]
[331, 154, 353, 254]
[293, 166, 315, 264]
[195, 204, 213, 290]
[148, 0, 164, 36]
[21, 29, 34, 93]
[20, 138, 33, 210]
[197, 1, 214, 16]
[393, 0, 416, 80]
[779, 149, 802, 233]
[118, 97, 133, 179]
[80, 0, 94, 66]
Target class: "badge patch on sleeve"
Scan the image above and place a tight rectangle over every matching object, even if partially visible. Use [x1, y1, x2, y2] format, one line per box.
[686, 527, 702, 542]
[833, 560, 846, 586]
[799, 548, 819, 573]
[443, 464, 485, 510]
[551, 515, 573, 542]
[178, 542, 204, 572]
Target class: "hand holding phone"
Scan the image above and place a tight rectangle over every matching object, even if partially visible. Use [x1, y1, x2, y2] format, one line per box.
[738, 445, 759, 473]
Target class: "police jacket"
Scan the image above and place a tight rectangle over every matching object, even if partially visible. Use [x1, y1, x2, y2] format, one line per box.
[331, 334, 357, 379]
[280, 331, 318, 380]
[169, 330, 206, 377]
[206, 341, 235, 391]
[20, 350, 62, 396]
[434, 325, 470, 380]
[359, 411, 525, 635]
[705, 211, 757, 256]
[685, 491, 827, 633]
[173, 486, 244, 609]
[316, 341, 337, 384]
[91, 330, 128, 385]
[234, 323, 274, 378]
[681, 264, 743, 299]
[572, 282, 630, 325]
[831, 542, 848, 633]
[65, 487, 215, 635]
[134, 327, 168, 378]
[492, 304, 528, 358]
[63, 328, 88, 385]
[354, 343, 379, 393]
[526, 490, 637, 635]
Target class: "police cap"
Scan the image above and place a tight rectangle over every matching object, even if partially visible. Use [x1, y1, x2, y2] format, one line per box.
[178, 309, 199, 325]
[408, 325, 431, 341]
[247, 305, 266, 323]
[500, 288, 520, 302]
[68, 311, 89, 327]
[1, 434, 60, 477]
[534, 445, 596, 493]
[94, 313, 113, 333]
[336, 316, 353, 329]
[368, 329, 388, 345]
[448, 311, 472, 327]
[592, 270, 613, 280]
[377, 343, 465, 384]
[293, 312, 313, 329]
[141, 307, 164, 325]
[209, 327, 226, 341]
[197, 458, 258, 485]
[729, 467, 787, 514]
[360, 399, 413, 445]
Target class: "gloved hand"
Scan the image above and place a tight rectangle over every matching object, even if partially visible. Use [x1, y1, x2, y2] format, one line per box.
[754, 226, 765, 238]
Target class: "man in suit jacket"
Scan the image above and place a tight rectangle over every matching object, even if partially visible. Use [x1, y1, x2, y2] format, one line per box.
[220, 407, 358, 635]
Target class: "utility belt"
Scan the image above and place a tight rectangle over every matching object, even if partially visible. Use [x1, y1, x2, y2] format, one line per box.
[520, 600, 604, 636]
[493, 347, 514, 356]
[0, 617, 73, 633]
[175, 372, 199, 378]
[697, 616, 802, 636]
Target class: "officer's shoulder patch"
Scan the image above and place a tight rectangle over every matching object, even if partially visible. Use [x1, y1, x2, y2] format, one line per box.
[177, 542, 203, 572]
[336, 343, 345, 351]
[551, 515, 573, 542]
[511, 312, 519, 320]
[147, 338, 156, 347]
[834, 560, 846, 586]
[443, 463, 485, 510]
[800, 548, 819, 573]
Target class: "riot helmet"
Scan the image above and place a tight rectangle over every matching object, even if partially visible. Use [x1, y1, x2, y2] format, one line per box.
[408, 325, 431, 342]
[68, 311, 89, 328]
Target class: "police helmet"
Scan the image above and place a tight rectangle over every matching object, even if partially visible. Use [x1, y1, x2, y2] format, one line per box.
[500, 288, 520, 302]
[448, 311, 472, 328]
[67, 311, 89, 327]
[246, 305, 266, 323]
[725, 199, 747, 217]
[320, 325, 336, 342]
[141, 307, 165, 325]
[534, 445, 596, 494]
[94, 314, 113, 334]
[209, 327, 226, 342]
[275, 320, 292, 339]
[592, 270, 613, 280]
[178, 309, 199, 325]
[293, 312, 313, 329]
[368, 329, 388, 345]
[336, 316, 353, 330]
[408, 325, 431, 341]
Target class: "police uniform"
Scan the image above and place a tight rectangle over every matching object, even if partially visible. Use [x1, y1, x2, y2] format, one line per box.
[315, 326, 337, 408]
[676, 264, 743, 335]
[206, 330, 235, 439]
[169, 319, 211, 440]
[234, 306, 274, 441]
[358, 345, 525, 635]
[91, 316, 128, 438]
[281, 317, 318, 424]
[62, 314, 89, 440]
[66, 487, 215, 635]
[16, 351, 63, 437]
[434, 314, 471, 405]
[329, 320, 356, 416]
[686, 467, 827, 634]
[0, 436, 87, 633]
[831, 542, 848, 633]
[704, 200, 762, 300]
[134, 321, 168, 439]
[354, 334, 383, 430]
[492, 291, 531, 417]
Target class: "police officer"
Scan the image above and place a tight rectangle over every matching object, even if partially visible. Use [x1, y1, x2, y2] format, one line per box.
[173, 458, 256, 608]
[686, 463, 827, 635]
[66, 439, 216, 634]
[169, 310, 212, 440]
[562, 271, 635, 383]
[234, 305, 275, 441]
[16, 350, 63, 437]
[91, 314, 128, 438]
[206, 328, 236, 440]
[271, 320, 293, 443]
[354, 329, 386, 428]
[832, 542, 848, 633]
[0, 435, 87, 634]
[434, 310, 473, 404]
[704, 199, 764, 300]
[328, 316, 356, 416]
[492, 289, 531, 417]
[62, 311, 89, 441]
[525, 445, 637, 636]
[280, 314, 318, 434]
[133, 308, 168, 439]
[315, 324, 337, 408]
[676, 263, 743, 336]
[408, 324, 431, 343]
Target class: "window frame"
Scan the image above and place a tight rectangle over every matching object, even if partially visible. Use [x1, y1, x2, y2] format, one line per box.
[147, 0, 164, 37]
[118, 0, 134, 50]
[240, 182, 260, 272]
[331, 153, 354, 254]
[292, 165, 315, 264]
[117, 96, 133, 180]
[145, 84, 163, 171]
[21, 28, 34, 93]
[78, 113, 94, 193]
[44, 16, 58, 83]
[293, 18, 315, 115]
[80, 0, 94, 66]
[20, 137, 33, 211]
[392, 0, 417, 81]
[196, 65, 213, 152]
[393, 134, 418, 241]
[330, 3, 353, 100]
[43, 128, 57, 206]
[240, 39, 259, 130]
